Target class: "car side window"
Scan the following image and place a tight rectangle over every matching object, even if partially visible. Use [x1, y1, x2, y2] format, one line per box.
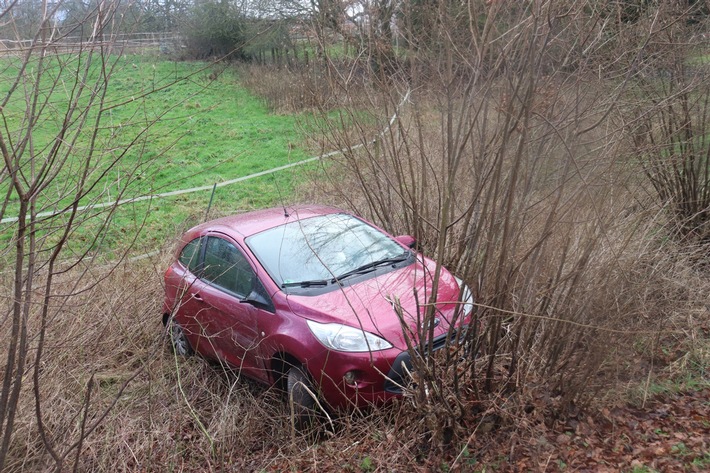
[178, 238, 202, 273]
[202, 236, 255, 298]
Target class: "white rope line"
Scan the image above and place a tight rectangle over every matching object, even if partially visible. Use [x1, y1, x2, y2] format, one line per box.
[0, 150, 346, 225]
[1, 90, 410, 226]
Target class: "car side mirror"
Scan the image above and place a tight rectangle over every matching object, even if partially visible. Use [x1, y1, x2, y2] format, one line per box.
[241, 279, 275, 313]
[395, 235, 416, 249]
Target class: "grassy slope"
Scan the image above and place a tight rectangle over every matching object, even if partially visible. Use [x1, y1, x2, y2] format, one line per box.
[0, 54, 316, 255]
[100, 56, 316, 255]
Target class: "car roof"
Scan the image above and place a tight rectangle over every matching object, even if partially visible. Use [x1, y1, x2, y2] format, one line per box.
[184, 204, 343, 240]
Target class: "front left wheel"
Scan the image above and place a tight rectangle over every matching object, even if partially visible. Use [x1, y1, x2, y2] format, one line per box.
[286, 364, 317, 430]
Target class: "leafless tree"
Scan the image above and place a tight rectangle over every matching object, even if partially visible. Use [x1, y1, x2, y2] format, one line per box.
[308, 0, 708, 451]
[623, 0, 710, 243]
[0, 0, 201, 469]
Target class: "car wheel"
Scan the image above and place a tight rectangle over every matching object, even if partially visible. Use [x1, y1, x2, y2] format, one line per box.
[168, 319, 193, 356]
[286, 365, 317, 429]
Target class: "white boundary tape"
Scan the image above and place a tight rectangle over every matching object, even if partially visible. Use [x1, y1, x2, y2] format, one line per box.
[0, 149, 351, 225]
[1, 90, 410, 226]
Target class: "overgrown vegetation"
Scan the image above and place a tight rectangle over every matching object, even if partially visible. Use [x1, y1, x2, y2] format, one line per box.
[267, 0, 710, 461]
[0, 55, 313, 254]
[1, 0, 709, 471]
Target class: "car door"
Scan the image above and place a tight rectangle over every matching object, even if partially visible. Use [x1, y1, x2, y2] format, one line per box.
[166, 236, 222, 361]
[199, 235, 272, 381]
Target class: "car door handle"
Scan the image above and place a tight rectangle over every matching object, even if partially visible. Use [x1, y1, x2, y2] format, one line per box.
[193, 293, 204, 302]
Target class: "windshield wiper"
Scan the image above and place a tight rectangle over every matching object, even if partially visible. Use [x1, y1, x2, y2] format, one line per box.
[281, 279, 329, 288]
[331, 252, 410, 284]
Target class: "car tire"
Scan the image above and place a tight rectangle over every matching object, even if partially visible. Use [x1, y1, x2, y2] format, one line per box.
[286, 365, 317, 429]
[168, 319, 193, 357]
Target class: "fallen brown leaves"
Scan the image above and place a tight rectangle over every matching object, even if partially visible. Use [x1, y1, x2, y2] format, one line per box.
[225, 387, 709, 473]
[470, 388, 710, 472]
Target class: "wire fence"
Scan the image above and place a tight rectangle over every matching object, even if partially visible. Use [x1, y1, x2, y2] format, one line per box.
[0, 32, 179, 55]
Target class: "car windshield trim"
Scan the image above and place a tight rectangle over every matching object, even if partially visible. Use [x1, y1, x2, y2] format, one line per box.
[245, 213, 411, 292]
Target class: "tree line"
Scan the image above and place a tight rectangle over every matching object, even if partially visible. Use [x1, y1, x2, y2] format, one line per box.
[3, 0, 705, 65]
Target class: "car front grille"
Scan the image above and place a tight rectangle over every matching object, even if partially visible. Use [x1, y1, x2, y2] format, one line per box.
[383, 328, 465, 395]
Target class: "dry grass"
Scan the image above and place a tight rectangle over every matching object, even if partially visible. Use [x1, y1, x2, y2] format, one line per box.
[2, 85, 708, 472]
[0, 252, 424, 471]
[3, 238, 705, 471]
[236, 61, 375, 115]
[3, 0, 710, 466]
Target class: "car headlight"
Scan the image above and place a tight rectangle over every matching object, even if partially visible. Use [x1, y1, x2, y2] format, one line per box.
[307, 320, 393, 352]
[454, 277, 475, 317]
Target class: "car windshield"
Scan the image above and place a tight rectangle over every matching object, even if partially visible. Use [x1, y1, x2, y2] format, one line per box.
[246, 213, 407, 288]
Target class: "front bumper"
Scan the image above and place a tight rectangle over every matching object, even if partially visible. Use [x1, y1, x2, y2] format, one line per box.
[383, 329, 465, 394]
[313, 328, 466, 408]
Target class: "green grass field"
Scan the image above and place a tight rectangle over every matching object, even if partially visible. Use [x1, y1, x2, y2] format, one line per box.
[0, 54, 321, 256]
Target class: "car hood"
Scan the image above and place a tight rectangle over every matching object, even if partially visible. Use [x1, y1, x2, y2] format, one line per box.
[285, 256, 462, 349]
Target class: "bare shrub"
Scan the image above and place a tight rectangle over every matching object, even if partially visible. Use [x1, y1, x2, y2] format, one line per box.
[237, 59, 375, 114]
[177, 1, 248, 60]
[598, 0, 710, 243]
[300, 0, 710, 455]
[238, 63, 331, 113]
[628, 64, 710, 243]
[0, 1, 221, 469]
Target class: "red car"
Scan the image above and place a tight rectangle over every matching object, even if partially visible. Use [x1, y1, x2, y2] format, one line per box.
[162, 205, 472, 423]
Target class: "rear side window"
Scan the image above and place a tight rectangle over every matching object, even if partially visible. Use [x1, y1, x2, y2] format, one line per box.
[178, 238, 201, 272]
